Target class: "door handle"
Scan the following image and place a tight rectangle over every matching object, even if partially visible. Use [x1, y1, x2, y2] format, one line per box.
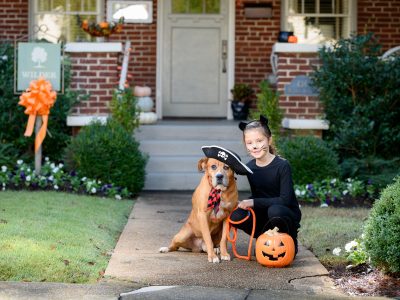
[222, 40, 227, 73]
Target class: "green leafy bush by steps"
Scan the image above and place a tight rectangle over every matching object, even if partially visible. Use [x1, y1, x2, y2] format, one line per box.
[249, 81, 283, 138]
[64, 121, 147, 195]
[109, 88, 140, 133]
[277, 136, 340, 185]
[363, 176, 400, 275]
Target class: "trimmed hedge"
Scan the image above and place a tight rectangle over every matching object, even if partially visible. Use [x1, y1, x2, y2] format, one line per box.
[364, 177, 400, 274]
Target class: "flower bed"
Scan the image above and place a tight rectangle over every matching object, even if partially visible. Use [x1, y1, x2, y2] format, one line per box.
[0, 158, 130, 199]
[295, 178, 377, 207]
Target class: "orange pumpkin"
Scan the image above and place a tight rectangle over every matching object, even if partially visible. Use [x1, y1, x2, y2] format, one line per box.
[255, 227, 295, 267]
[288, 35, 298, 43]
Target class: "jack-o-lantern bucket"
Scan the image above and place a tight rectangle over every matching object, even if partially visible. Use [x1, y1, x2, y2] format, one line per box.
[255, 227, 295, 268]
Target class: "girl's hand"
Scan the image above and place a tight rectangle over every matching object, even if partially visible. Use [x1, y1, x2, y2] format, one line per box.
[238, 199, 254, 210]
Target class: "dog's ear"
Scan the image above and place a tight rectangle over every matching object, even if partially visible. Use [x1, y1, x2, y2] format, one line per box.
[197, 157, 208, 172]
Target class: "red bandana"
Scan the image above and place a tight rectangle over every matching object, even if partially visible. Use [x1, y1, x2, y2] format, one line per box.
[207, 188, 221, 214]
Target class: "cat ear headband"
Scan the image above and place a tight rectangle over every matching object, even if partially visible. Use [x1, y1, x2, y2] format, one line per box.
[238, 115, 269, 131]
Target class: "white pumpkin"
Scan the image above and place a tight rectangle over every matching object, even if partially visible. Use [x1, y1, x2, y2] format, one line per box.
[139, 112, 157, 124]
[137, 96, 154, 112]
[134, 86, 152, 97]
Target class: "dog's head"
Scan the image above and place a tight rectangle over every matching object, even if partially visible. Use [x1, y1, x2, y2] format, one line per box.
[198, 157, 235, 191]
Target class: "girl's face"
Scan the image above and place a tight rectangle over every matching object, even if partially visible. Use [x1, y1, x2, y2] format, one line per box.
[244, 128, 270, 159]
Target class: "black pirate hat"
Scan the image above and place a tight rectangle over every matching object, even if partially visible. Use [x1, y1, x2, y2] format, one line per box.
[201, 145, 253, 175]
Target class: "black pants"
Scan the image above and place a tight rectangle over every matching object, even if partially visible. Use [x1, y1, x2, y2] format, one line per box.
[230, 205, 300, 253]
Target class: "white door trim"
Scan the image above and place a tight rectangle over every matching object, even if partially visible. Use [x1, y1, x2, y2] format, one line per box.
[156, 0, 236, 120]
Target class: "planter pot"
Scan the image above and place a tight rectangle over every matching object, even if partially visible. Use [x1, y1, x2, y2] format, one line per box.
[231, 101, 249, 120]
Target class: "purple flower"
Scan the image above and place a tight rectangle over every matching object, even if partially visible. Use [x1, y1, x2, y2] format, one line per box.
[306, 184, 314, 190]
[69, 170, 77, 177]
[20, 171, 26, 180]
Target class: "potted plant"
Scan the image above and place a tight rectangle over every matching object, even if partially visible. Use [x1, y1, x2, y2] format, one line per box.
[230, 83, 254, 120]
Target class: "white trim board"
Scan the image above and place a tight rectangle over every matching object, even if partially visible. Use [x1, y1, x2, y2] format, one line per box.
[64, 43, 123, 53]
[67, 115, 108, 127]
[282, 118, 329, 130]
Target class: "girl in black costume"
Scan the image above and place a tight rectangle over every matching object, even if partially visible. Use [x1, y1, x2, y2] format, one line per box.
[230, 115, 302, 254]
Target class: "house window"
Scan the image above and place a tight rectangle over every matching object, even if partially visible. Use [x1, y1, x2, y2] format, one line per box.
[172, 0, 220, 14]
[282, 0, 356, 44]
[33, 0, 102, 43]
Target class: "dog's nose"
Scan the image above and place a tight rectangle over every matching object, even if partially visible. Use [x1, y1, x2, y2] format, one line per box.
[216, 174, 224, 181]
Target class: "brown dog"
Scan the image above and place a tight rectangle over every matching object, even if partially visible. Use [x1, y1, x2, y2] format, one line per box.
[159, 157, 238, 263]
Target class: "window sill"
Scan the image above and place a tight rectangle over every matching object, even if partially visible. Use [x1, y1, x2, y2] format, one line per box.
[67, 115, 108, 126]
[273, 43, 323, 53]
[64, 42, 123, 53]
[282, 118, 329, 130]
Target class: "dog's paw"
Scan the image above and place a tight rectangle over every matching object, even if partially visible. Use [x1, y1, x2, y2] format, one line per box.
[159, 247, 169, 253]
[213, 247, 220, 255]
[208, 255, 220, 263]
[220, 253, 231, 261]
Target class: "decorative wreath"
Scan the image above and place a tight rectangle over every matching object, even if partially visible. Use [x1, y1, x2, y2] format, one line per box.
[80, 17, 124, 37]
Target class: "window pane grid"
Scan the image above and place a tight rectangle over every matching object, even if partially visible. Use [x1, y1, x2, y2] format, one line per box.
[35, 0, 100, 42]
[286, 0, 350, 42]
[172, 0, 220, 14]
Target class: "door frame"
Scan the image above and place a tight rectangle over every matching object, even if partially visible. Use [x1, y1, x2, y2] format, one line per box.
[156, 0, 236, 120]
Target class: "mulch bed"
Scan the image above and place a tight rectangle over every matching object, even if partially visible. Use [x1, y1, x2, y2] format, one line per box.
[329, 264, 400, 298]
[301, 196, 400, 298]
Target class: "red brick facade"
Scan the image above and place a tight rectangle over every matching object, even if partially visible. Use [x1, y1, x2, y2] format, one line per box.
[68, 52, 120, 115]
[1, 0, 399, 121]
[234, 0, 280, 90]
[0, 0, 28, 41]
[276, 53, 323, 119]
[358, 0, 400, 51]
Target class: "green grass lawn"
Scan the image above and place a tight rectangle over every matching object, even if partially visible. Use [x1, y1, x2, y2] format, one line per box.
[299, 206, 370, 268]
[0, 191, 134, 283]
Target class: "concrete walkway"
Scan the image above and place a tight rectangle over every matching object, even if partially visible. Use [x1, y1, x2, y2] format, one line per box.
[102, 192, 355, 299]
[0, 192, 386, 299]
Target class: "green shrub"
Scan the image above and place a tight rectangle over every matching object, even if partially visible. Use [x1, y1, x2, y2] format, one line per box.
[109, 88, 140, 133]
[340, 156, 400, 189]
[277, 136, 340, 185]
[363, 177, 400, 275]
[64, 121, 147, 195]
[0, 42, 84, 162]
[310, 33, 400, 160]
[249, 81, 283, 138]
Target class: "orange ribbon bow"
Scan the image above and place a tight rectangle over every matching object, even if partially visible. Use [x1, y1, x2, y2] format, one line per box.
[18, 77, 57, 153]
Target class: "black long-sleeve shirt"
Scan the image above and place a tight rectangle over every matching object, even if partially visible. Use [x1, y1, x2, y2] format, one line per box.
[246, 156, 302, 222]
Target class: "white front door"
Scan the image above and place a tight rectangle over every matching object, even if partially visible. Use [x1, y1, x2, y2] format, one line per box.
[162, 0, 229, 117]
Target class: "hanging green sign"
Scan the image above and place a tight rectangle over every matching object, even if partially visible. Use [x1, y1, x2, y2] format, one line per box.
[16, 42, 62, 91]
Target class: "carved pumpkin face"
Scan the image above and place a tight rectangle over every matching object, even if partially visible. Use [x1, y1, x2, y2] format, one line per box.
[255, 232, 295, 267]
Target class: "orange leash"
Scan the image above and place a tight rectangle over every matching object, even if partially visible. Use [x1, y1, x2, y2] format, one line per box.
[226, 207, 256, 261]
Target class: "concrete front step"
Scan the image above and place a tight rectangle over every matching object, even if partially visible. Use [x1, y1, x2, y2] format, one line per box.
[135, 120, 243, 140]
[140, 140, 247, 156]
[144, 172, 250, 191]
[137, 120, 251, 191]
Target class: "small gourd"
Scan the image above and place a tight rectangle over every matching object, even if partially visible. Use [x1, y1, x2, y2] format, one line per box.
[288, 35, 298, 43]
[134, 86, 152, 97]
[255, 227, 295, 268]
[139, 112, 157, 124]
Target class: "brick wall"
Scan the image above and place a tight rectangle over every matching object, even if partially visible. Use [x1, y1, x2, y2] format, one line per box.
[235, 0, 280, 95]
[0, 0, 28, 41]
[358, 0, 400, 51]
[108, 1, 158, 94]
[68, 52, 120, 115]
[276, 53, 323, 119]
